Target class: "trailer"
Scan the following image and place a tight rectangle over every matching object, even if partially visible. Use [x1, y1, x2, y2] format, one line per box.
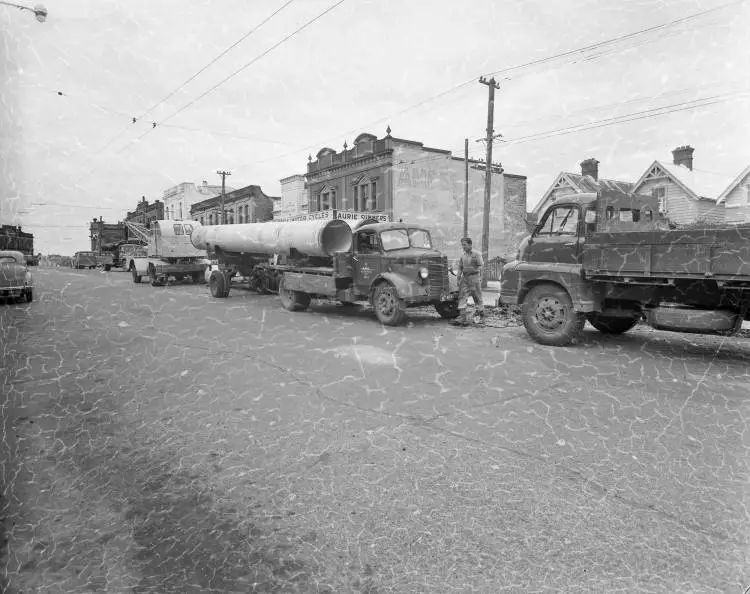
[500, 188, 750, 346]
[191, 219, 460, 326]
[126, 220, 209, 286]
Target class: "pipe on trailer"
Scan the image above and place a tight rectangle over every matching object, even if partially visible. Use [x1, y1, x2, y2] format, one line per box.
[190, 219, 353, 258]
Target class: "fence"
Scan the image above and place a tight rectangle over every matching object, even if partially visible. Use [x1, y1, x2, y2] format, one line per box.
[483, 257, 507, 281]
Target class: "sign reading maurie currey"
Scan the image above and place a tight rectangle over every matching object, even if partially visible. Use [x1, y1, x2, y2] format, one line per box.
[274, 210, 391, 227]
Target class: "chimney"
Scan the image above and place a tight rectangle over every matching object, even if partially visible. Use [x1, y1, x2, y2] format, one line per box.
[671, 145, 694, 170]
[580, 158, 599, 180]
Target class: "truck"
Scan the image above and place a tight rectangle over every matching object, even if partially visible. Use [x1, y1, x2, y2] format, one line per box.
[112, 240, 147, 270]
[190, 219, 460, 326]
[500, 188, 750, 346]
[126, 220, 209, 286]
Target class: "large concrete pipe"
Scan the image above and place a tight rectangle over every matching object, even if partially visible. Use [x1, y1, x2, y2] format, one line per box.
[190, 219, 353, 258]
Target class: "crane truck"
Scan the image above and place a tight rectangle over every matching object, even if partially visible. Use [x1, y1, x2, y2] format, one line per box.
[500, 188, 750, 346]
[190, 218, 460, 326]
[125, 220, 209, 286]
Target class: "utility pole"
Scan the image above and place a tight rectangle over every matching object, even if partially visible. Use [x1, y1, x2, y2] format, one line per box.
[479, 76, 500, 288]
[463, 138, 469, 237]
[216, 170, 231, 224]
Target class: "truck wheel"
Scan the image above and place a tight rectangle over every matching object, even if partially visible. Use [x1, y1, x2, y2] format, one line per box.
[191, 272, 203, 284]
[209, 270, 230, 298]
[522, 284, 585, 346]
[130, 264, 142, 284]
[373, 282, 406, 326]
[278, 277, 310, 311]
[586, 313, 638, 334]
[104, 265, 111, 271]
[148, 264, 163, 287]
[435, 300, 460, 319]
[25, 289, 33, 303]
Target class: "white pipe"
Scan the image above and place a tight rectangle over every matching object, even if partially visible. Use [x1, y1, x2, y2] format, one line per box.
[190, 219, 352, 258]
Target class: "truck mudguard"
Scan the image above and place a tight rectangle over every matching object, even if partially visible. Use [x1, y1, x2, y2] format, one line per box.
[370, 272, 428, 301]
[515, 263, 598, 312]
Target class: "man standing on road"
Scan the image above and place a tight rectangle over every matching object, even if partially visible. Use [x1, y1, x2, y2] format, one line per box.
[452, 237, 485, 327]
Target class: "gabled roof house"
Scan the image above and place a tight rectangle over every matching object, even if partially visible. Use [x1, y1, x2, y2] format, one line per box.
[530, 158, 633, 222]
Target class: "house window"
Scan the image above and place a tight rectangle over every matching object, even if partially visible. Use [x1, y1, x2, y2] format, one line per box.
[652, 187, 667, 213]
[200, 217, 204, 225]
[244, 205, 249, 222]
[368, 181, 377, 211]
[318, 189, 335, 211]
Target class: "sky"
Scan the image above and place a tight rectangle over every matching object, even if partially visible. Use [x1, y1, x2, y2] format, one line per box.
[1, 0, 748, 255]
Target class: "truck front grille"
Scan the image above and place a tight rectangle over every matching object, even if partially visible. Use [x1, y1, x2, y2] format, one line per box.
[426, 256, 449, 297]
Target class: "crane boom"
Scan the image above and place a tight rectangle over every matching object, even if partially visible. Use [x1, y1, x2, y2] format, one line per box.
[124, 221, 151, 244]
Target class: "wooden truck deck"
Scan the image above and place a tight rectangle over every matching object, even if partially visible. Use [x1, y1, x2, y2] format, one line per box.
[583, 227, 750, 282]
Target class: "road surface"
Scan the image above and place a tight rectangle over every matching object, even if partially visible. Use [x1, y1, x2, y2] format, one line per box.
[1, 267, 749, 593]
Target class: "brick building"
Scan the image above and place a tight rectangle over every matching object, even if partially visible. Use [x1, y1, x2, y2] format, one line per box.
[89, 217, 127, 252]
[125, 197, 164, 227]
[304, 129, 528, 261]
[190, 184, 278, 225]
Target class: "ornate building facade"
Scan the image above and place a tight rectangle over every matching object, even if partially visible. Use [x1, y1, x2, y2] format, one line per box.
[304, 129, 528, 260]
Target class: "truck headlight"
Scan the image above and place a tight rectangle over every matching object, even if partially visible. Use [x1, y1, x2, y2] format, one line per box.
[419, 267, 429, 279]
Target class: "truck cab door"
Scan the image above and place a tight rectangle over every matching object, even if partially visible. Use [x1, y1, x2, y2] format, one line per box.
[352, 229, 383, 294]
[526, 204, 582, 265]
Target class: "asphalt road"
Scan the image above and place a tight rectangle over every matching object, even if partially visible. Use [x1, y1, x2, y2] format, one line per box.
[2, 267, 749, 593]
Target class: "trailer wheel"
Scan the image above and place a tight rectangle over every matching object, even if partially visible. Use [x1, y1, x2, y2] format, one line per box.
[104, 265, 111, 271]
[586, 313, 638, 334]
[209, 270, 231, 298]
[522, 283, 585, 346]
[278, 277, 310, 311]
[435, 300, 460, 319]
[130, 264, 142, 284]
[373, 282, 407, 326]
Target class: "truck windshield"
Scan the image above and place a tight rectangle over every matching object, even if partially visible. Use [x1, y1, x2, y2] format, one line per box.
[380, 229, 433, 251]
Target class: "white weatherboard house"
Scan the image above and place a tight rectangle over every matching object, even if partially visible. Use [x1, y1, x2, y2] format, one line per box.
[630, 146, 748, 225]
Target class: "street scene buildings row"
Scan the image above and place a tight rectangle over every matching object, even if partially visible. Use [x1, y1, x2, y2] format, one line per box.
[116, 132, 750, 263]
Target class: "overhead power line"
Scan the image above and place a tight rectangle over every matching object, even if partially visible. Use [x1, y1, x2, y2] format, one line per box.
[121, 0, 348, 153]
[235, 0, 744, 170]
[134, 0, 297, 122]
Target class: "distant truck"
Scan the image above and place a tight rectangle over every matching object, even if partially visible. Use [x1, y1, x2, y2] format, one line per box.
[72, 251, 98, 269]
[126, 220, 209, 286]
[113, 241, 147, 269]
[191, 219, 460, 326]
[500, 189, 750, 346]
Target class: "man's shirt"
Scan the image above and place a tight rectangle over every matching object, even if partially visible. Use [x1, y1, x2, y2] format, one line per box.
[459, 250, 484, 275]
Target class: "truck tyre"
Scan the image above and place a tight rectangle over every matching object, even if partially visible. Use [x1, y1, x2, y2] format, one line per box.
[148, 264, 164, 287]
[373, 282, 407, 326]
[278, 277, 310, 312]
[522, 284, 585, 346]
[191, 272, 203, 284]
[586, 313, 639, 334]
[104, 265, 111, 271]
[435, 300, 460, 319]
[130, 265, 142, 284]
[209, 270, 230, 298]
[25, 289, 33, 303]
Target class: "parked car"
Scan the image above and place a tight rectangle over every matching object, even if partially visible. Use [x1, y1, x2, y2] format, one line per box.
[0, 250, 33, 303]
[72, 251, 98, 269]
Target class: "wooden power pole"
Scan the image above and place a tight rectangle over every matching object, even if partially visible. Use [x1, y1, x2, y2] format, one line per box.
[478, 76, 500, 288]
[216, 170, 232, 224]
[463, 138, 469, 237]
